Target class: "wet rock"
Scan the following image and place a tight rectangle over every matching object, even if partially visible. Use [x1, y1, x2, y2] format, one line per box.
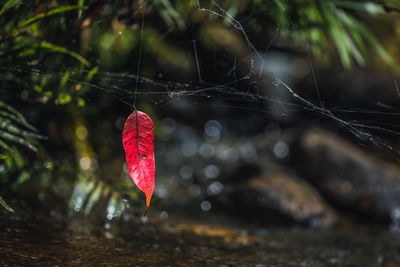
[297, 128, 400, 222]
[226, 173, 337, 228]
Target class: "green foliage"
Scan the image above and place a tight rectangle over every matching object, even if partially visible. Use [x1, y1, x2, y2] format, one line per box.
[0, 100, 45, 212]
[249, 0, 398, 70]
[153, 0, 398, 70]
[1, 0, 398, 216]
[0, 196, 14, 212]
[40, 41, 89, 66]
[153, 0, 187, 30]
[0, 100, 44, 153]
[68, 174, 140, 220]
[16, 5, 82, 29]
[0, 0, 21, 16]
[0, 1, 94, 106]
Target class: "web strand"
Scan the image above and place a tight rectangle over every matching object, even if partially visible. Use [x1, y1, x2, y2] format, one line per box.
[133, 1, 146, 109]
[4, 2, 400, 159]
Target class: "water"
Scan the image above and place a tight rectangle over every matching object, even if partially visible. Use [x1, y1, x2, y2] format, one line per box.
[1, 212, 400, 266]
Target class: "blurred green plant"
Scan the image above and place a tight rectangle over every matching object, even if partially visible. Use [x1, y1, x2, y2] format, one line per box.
[0, 196, 14, 212]
[68, 174, 141, 220]
[151, 0, 398, 70]
[0, 100, 45, 212]
[0, 1, 94, 211]
[0, 101, 44, 153]
[0, 1, 94, 106]
[3, 0, 396, 104]
[1, 0, 399, 215]
[249, 0, 398, 70]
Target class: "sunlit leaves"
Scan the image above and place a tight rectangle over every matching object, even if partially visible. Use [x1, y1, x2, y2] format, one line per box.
[106, 193, 125, 220]
[1, 2, 93, 106]
[55, 92, 73, 105]
[84, 182, 104, 214]
[68, 175, 137, 220]
[69, 176, 96, 214]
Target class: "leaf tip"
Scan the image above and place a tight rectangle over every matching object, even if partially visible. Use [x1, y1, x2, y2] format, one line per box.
[143, 194, 152, 217]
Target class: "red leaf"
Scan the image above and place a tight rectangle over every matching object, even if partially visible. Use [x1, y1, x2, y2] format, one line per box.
[122, 110, 155, 215]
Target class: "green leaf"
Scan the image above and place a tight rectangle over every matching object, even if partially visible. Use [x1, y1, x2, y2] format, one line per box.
[0, 130, 37, 152]
[154, 0, 186, 30]
[12, 170, 31, 190]
[68, 176, 95, 215]
[0, 101, 37, 132]
[106, 193, 125, 221]
[0, 196, 14, 213]
[0, 120, 46, 140]
[0, 139, 12, 152]
[40, 41, 90, 66]
[86, 66, 98, 81]
[78, 0, 85, 19]
[60, 71, 70, 88]
[77, 98, 86, 107]
[55, 92, 72, 105]
[84, 183, 103, 214]
[358, 26, 398, 71]
[0, 0, 21, 16]
[333, 1, 384, 15]
[0, 101, 46, 155]
[17, 5, 83, 29]
[325, 11, 352, 68]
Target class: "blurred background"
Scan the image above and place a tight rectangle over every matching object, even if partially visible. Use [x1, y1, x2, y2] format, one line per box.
[2, 0, 400, 265]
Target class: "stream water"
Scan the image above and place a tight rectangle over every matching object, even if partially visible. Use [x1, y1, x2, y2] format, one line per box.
[1, 211, 400, 266]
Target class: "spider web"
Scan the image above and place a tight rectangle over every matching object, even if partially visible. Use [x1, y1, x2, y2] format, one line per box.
[3, 1, 400, 161]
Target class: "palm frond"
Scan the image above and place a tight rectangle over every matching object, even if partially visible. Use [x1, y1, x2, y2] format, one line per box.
[0, 100, 45, 153]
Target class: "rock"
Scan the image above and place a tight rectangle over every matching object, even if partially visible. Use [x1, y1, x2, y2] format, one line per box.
[296, 128, 400, 223]
[225, 173, 337, 228]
